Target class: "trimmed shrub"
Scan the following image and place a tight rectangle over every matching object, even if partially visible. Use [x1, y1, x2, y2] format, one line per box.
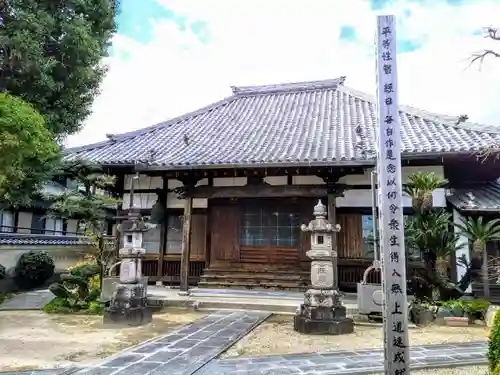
[68, 263, 99, 278]
[488, 309, 500, 372]
[14, 251, 55, 289]
[0, 264, 5, 280]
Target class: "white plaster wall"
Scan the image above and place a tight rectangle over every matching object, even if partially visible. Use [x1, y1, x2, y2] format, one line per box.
[336, 188, 446, 208]
[122, 168, 446, 210]
[122, 193, 159, 209]
[292, 175, 326, 185]
[453, 209, 472, 293]
[213, 177, 247, 187]
[166, 178, 208, 209]
[264, 176, 287, 185]
[0, 246, 91, 272]
[124, 174, 163, 190]
[339, 166, 445, 185]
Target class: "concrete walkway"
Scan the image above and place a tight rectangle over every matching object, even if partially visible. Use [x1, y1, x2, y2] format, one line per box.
[0, 290, 54, 311]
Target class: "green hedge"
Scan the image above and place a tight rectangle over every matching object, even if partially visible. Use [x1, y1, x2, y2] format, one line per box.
[14, 251, 54, 289]
[489, 309, 500, 372]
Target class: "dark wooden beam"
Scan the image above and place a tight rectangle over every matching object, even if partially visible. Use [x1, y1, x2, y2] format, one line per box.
[179, 196, 193, 295]
[178, 176, 200, 295]
[157, 175, 168, 285]
[187, 184, 330, 199]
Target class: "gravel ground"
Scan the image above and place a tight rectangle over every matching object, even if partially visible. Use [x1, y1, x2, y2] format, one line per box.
[0, 308, 205, 372]
[223, 315, 490, 357]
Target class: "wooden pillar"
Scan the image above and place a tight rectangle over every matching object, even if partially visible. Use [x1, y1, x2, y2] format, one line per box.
[327, 193, 338, 290]
[156, 175, 168, 285]
[179, 196, 193, 295]
[113, 173, 125, 272]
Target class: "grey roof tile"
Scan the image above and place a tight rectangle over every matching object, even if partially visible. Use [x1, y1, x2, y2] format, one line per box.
[447, 180, 500, 212]
[65, 77, 500, 169]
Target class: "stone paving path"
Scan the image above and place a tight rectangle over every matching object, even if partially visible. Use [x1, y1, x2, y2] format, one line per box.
[0, 290, 54, 310]
[0, 369, 76, 375]
[73, 311, 270, 375]
[212, 341, 487, 375]
[0, 309, 488, 375]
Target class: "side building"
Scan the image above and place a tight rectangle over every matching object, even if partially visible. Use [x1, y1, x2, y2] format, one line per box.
[0, 180, 95, 278]
[65, 77, 500, 293]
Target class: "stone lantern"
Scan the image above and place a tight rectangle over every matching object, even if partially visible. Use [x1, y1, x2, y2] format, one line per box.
[294, 199, 354, 335]
[103, 206, 152, 326]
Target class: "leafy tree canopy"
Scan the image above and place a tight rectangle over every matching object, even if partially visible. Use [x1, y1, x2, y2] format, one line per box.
[0, 0, 118, 137]
[0, 92, 60, 206]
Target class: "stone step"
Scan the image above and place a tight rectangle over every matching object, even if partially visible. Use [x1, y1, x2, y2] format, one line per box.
[200, 272, 309, 281]
[197, 280, 308, 291]
[151, 296, 360, 316]
[203, 267, 309, 274]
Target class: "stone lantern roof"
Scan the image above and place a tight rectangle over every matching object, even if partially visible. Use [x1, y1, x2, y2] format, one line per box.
[119, 207, 149, 233]
[301, 200, 341, 233]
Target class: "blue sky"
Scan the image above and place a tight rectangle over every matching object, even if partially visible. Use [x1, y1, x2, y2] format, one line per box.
[67, 0, 500, 147]
[115, 0, 434, 53]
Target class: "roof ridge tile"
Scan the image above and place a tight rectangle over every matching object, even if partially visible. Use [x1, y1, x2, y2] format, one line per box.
[231, 77, 346, 96]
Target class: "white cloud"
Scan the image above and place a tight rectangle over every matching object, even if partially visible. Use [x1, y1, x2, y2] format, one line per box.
[65, 0, 500, 147]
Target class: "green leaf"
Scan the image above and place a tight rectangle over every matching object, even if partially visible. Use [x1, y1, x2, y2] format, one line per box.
[0, 0, 119, 136]
[0, 93, 60, 206]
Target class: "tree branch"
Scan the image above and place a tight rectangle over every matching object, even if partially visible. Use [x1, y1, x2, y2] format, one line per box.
[469, 26, 500, 67]
[470, 49, 500, 66]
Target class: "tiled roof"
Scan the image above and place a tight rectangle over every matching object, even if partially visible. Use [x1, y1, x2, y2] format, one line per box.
[65, 77, 500, 169]
[447, 180, 500, 212]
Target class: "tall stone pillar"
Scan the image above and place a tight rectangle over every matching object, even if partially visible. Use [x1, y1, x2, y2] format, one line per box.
[294, 200, 354, 335]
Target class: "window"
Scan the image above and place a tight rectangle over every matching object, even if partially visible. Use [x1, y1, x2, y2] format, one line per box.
[240, 202, 300, 248]
[46, 218, 64, 235]
[0, 211, 14, 233]
[166, 214, 182, 254]
[361, 214, 422, 260]
[362, 215, 375, 257]
[143, 226, 161, 253]
[31, 213, 46, 234]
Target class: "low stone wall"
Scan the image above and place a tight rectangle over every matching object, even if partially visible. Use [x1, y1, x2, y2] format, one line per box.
[0, 244, 93, 272]
[0, 244, 94, 293]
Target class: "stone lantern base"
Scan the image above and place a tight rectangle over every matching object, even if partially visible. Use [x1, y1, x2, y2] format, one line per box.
[294, 289, 354, 335]
[103, 283, 152, 327]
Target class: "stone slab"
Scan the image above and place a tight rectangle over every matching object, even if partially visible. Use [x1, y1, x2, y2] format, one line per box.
[72, 311, 269, 375]
[212, 341, 488, 375]
[0, 369, 79, 375]
[0, 289, 54, 310]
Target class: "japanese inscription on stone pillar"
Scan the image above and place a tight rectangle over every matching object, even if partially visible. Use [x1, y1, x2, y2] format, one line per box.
[375, 14, 410, 375]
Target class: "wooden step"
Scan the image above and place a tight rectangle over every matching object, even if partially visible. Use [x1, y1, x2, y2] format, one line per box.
[197, 280, 308, 291]
[204, 266, 308, 273]
[201, 272, 309, 281]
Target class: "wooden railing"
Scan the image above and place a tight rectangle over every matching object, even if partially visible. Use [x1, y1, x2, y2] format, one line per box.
[337, 258, 426, 292]
[142, 259, 205, 285]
